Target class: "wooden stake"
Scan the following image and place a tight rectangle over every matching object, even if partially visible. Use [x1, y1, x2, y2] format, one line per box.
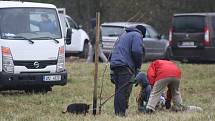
[93, 12, 100, 116]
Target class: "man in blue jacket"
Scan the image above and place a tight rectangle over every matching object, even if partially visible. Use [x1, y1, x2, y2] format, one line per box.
[110, 25, 146, 116]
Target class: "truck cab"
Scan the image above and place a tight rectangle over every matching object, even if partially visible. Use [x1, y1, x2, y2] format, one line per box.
[0, 1, 70, 92]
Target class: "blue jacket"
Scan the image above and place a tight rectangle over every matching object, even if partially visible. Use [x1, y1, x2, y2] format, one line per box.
[110, 27, 144, 72]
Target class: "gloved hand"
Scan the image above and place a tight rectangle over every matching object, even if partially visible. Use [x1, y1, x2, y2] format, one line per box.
[135, 68, 141, 76]
[165, 100, 171, 109]
[110, 70, 115, 84]
[159, 95, 166, 107]
[128, 74, 137, 84]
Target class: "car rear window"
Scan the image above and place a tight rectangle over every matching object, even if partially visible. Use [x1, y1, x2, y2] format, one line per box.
[101, 26, 125, 37]
[173, 15, 205, 33]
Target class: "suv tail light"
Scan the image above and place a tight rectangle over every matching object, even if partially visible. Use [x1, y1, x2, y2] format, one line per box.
[204, 25, 210, 46]
[169, 28, 173, 46]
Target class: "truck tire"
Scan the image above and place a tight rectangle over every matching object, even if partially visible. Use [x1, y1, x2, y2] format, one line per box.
[79, 42, 89, 58]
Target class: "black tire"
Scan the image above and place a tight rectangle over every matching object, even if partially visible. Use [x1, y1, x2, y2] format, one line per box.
[79, 42, 89, 58]
[65, 53, 72, 57]
[164, 47, 172, 60]
[24, 86, 52, 94]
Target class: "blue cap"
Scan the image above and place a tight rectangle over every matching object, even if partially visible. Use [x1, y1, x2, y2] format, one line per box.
[135, 25, 146, 37]
[135, 72, 149, 88]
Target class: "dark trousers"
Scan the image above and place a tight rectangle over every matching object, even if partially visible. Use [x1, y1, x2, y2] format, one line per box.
[140, 85, 151, 103]
[136, 84, 151, 112]
[112, 66, 133, 116]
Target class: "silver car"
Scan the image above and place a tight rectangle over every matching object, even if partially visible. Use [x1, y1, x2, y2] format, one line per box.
[101, 22, 171, 61]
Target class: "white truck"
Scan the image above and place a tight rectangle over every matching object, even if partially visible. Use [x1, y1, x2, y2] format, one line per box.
[0, 1, 71, 92]
[58, 8, 90, 58]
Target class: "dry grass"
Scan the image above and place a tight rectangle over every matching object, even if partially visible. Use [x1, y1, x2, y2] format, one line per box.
[0, 60, 215, 121]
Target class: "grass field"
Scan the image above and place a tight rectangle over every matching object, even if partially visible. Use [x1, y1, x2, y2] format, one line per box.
[0, 61, 215, 121]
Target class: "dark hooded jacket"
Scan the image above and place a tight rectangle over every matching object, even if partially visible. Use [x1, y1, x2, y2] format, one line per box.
[110, 27, 144, 72]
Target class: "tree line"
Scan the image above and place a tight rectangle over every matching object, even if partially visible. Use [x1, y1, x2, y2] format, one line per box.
[8, 0, 215, 35]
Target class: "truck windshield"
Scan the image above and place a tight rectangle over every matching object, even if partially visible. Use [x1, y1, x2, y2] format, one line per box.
[0, 8, 61, 39]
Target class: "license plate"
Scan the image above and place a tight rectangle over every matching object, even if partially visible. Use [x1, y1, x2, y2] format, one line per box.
[103, 45, 113, 49]
[103, 42, 114, 47]
[43, 75, 61, 81]
[181, 42, 194, 46]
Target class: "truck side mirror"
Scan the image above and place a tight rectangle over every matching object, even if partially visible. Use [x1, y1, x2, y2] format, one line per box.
[78, 25, 82, 29]
[65, 28, 72, 45]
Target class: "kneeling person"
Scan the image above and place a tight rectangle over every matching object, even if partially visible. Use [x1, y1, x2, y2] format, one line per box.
[135, 72, 151, 112]
[135, 72, 167, 112]
[146, 60, 182, 113]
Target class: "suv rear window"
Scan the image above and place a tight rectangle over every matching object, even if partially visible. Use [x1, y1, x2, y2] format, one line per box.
[173, 16, 205, 33]
[101, 26, 125, 37]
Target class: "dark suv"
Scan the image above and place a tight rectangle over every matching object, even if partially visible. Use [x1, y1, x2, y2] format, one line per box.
[170, 13, 215, 62]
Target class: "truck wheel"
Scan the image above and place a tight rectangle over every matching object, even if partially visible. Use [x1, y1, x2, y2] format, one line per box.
[65, 53, 72, 57]
[79, 42, 89, 58]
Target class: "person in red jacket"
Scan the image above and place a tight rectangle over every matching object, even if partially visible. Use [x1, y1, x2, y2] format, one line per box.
[145, 59, 182, 113]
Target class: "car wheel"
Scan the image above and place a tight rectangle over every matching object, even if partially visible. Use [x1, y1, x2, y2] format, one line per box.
[65, 53, 72, 57]
[164, 47, 172, 60]
[79, 42, 89, 58]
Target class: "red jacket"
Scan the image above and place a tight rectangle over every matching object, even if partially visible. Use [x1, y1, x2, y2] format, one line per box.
[147, 60, 181, 86]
